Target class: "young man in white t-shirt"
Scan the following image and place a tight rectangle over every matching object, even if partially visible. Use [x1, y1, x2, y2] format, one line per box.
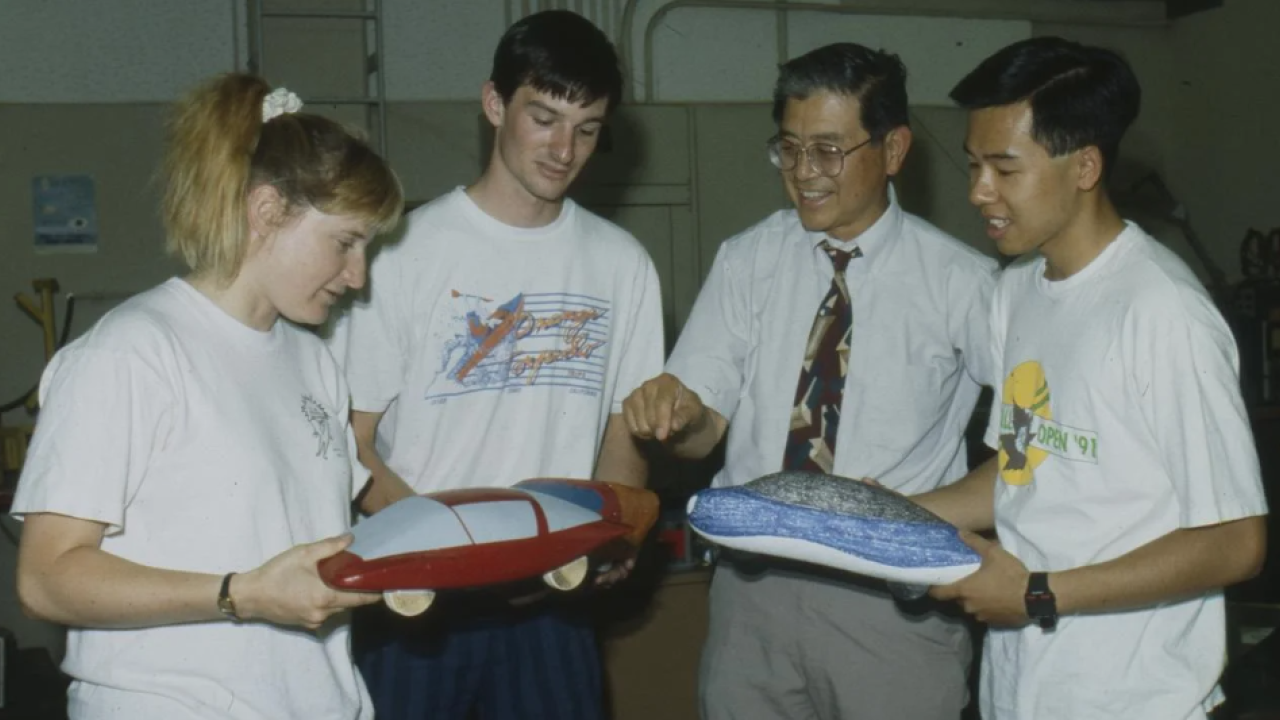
[914, 36, 1269, 720]
[329, 10, 663, 720]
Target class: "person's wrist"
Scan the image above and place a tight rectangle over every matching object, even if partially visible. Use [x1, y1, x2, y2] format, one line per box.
[381, 470, 415, 501]
[229, 569, 259, 621]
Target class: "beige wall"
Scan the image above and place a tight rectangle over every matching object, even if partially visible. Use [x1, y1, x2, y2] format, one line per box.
[0, 104, 181, 416]
[1168, 0, 1280, 282]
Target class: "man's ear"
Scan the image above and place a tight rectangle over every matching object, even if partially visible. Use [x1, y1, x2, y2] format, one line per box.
[1076, 145, 1105, 192]
[882, 125, 913, 177]
[246, 184, 287, 241]
[481, 81, 506, 129]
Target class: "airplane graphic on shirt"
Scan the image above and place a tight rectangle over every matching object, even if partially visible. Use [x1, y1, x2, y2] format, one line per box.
[425, 290, 610, 400]
[454, 294, 525, 382]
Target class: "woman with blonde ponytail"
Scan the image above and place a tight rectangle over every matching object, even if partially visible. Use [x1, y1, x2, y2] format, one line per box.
[11, 72, 403, 720]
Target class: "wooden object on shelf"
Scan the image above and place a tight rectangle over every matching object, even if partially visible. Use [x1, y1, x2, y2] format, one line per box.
[14, 278, 60, 364]
[0, 427, 29, 473]
[2, 278, 61, 486]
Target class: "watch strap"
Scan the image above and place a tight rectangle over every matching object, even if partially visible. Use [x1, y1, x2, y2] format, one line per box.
[217, 572, 240, 621]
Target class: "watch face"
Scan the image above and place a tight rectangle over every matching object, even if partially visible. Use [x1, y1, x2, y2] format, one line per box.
[1024, 572, 1056, 630]
[1025, 592, 1057, 631]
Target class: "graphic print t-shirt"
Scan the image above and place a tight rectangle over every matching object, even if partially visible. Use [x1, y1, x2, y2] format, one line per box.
[978, 223, 1267, 720]
[333, 188, 664, 492]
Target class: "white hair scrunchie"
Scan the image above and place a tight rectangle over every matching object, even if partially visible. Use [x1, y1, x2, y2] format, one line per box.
[262, 87, 303, 123]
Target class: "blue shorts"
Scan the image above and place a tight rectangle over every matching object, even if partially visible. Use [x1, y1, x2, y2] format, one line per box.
[354, 595, 604, 720]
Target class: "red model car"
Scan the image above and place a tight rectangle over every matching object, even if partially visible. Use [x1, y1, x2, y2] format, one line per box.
[319, 478, 658, 616]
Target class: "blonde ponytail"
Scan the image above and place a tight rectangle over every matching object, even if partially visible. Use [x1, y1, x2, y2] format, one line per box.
[160, 73, 402, 283]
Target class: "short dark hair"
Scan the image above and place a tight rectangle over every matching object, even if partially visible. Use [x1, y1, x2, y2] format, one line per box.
[490, 10, 623, 114]
[771, 43, 910, 141]
[950, 36, 1140, 176]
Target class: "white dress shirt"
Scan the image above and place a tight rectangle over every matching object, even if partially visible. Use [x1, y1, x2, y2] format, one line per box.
[667, 191, 997, 495]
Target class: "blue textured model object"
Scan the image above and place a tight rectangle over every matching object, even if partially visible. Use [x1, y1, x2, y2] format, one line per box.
[687, 471, 981, 593]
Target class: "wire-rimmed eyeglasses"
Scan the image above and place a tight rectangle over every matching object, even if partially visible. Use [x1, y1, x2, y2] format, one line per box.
[767, 135, 874, 178]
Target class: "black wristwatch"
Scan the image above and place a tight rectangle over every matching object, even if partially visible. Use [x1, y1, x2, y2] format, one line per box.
[1024, 572, 1057, 631]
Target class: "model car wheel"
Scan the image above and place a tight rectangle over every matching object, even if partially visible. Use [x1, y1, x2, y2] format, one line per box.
[542, 555, 590, 591]
[383, 589, 436, 617]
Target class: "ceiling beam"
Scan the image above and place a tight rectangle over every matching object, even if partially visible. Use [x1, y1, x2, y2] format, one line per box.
[831, 0, 1168, 26]
[1166, 0, 1224, 19]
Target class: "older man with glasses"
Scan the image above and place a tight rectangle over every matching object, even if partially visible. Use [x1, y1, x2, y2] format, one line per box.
[623, 43, 998, 720]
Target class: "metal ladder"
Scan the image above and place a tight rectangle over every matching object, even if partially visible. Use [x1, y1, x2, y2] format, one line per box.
[245, 0, 389, 157]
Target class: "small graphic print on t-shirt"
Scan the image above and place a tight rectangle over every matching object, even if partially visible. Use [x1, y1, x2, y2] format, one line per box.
[998, 361, 1099, 486]
[425, 290, 609, 400]
[301, 394, 337, 459]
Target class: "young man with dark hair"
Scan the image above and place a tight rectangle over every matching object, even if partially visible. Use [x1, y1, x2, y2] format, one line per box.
[330, 10, 663, 720]
[623, 43, 997, 719]
[916, 36, 1268, 719]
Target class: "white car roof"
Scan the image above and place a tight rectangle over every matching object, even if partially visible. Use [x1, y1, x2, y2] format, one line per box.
[348, 496, 471, 560]
[348, 490, 606, 560]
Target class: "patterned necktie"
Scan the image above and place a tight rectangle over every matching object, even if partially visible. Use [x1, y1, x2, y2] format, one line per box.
[782, 241, 860, 473]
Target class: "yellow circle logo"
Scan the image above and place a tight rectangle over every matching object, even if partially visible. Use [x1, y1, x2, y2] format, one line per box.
[998, 361, 1053, 486]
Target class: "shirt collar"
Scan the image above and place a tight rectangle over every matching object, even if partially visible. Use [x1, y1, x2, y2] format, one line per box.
[805, 183, 902, 269]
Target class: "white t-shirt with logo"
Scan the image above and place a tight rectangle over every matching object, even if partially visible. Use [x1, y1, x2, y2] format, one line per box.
[981, 222, 1268, 720]
[12, 278, 372, 720]
[330, 187, 664, 491]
